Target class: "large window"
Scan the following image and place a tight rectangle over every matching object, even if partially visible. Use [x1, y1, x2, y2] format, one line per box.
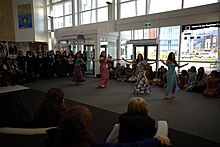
[120, 0, 146, 19]
[181, 27, 218, 61]
[76, 0, 108, 25]
[159, 26, 180, 60]
[183, 0, 218, 8]
[53, 0, 72, 29]
[148, 0, 182, 14]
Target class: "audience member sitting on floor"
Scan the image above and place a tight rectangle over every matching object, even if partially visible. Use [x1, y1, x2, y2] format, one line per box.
[193, 67, 207, 93]
[0, 94, 33, 128]
[118, 97, 157, 143]
[178, 70, 188, 89]
[47, 105, 171, 147]
[203, 70, 220, 97]
[34, 88, 66, 128]
[184, 66, 197, 91]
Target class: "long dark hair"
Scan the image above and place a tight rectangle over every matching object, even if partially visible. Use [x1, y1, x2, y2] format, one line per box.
[99, 51, 106, 58]
[0, 94, 33, 128]
[136, 53, 144, 63]
[54, 106, 93, 147]
[167, 52, 177, 65]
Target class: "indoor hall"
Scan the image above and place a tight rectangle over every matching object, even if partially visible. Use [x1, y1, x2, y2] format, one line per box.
[1, 76, 220, 146]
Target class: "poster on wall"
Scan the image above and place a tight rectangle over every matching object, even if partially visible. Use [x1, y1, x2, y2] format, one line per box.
[17, 4, 32, 29]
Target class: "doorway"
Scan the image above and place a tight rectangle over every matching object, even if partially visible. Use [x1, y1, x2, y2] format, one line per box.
[84, 45, 95, 75]
[133, 45, 158, 70]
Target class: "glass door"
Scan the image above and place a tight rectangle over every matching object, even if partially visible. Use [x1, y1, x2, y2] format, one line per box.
[84, 45, 95, 75]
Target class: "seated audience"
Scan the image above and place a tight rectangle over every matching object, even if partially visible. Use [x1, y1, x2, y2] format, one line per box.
[0, 94, 33, 128]
[118, 97, 157, 143]
[117, 65, 126, 82]
[125, 64, 132, 81]
[34, 88, 66, 127]
[184, 66, 197, 91]
[203, 70, 220, 97]
[193, 67, 207, 93]
[128, 64, 137, 82]
[178, 70, 188, 89]
[47, 105, 171, 147]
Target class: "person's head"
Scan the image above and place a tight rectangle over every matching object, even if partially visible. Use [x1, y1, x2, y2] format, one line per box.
[127, 97, 149, 115]
[181, 70, 188, 76]
[167, 52, 175, 61]
[137, 54, 144, 62]
[100, 51, 106, 58]
[198, 67, 205, 74]
[57, 106, 93, 147]
[75, 51, 81, 58]
[190, 66, 196, 73]
[126, 64, 130, 68]
[46, 88, 65, 109]
[210, 70, 218, 78]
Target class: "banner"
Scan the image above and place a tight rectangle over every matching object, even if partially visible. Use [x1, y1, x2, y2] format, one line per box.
[17, 4, 32, 29]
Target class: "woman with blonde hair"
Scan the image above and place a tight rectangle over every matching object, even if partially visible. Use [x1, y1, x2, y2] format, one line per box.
[118, 97, 157, 143]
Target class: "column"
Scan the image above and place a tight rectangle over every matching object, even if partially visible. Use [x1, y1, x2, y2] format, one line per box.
[94, 34, 100, 76]
[217, 28, 220, 71]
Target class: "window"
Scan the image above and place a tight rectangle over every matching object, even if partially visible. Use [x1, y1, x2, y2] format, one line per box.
[148, 0, 181, 14]
[159, 26, 180, 61]
[97, 8, 108, 22]
[120, 0, 146, 19]
[64, 1, 72, 15]
[53, 4, 63, 17]
[183, 0, 218, 8]
[80, 10, 96, 25]
[64, 15, 72, 27]
[79, 0, 96, 11]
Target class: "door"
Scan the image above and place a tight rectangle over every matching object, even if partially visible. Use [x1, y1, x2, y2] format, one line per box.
[134, 45, 158, 70]
[84, 45, 95, 75]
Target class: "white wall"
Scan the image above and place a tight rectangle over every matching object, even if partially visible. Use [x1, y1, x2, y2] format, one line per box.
[33, 0, 47, 42]
[13, 0, 35, 42]
[115, 3, 220, 31]
[13, 0, 47, 42]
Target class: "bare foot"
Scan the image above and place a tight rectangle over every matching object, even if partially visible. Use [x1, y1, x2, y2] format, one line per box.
[164, 96, 172, 99]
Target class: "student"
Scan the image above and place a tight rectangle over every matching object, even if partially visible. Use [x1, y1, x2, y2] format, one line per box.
[118, 97, 157, 143]
[160, 52, 188, 99]
[34, 88, 66, 128]
[94, 51, 119, 88]
[47, 105, 171, 147]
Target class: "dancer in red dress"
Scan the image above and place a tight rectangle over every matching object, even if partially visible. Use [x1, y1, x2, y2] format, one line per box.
[94, 51, 119, 88]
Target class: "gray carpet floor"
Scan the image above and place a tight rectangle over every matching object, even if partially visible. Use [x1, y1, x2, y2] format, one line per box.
[24, 76, 220, 143]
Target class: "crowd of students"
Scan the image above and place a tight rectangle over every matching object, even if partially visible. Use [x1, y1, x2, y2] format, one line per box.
[0, 46, 88, 87]
[107, 58, 220, 97]
[0, 88, 171, 147]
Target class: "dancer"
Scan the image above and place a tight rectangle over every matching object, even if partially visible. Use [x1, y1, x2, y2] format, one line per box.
[72, 51, 86, 85]
[94, 51, 118, 88]
[160, 52, 188, 99]
[123, 54, 153, 95]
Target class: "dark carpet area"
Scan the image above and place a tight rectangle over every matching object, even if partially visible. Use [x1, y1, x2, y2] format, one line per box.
[1, 89, 220, 147]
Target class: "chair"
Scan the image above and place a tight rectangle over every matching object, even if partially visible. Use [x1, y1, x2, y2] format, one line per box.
[106, 120, 168, 143]
[0, 127, 55, 147]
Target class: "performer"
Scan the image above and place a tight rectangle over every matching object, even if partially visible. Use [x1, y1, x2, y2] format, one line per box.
[72, 51, 86, 85]
[123, 54, 153, 95]
[160, 52, 188, 99]
[94, 51, 118, 88]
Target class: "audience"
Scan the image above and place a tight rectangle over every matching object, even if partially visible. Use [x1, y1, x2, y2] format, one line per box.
[118, 97, 157, 143]
[184, 66, 197, 91]
[203, 70, 220, 97]
[0, 94, 33, 128]
[194, 67, 207, 93]
[47, 105, 171, 147]
[34, 88, 66, 128]
[178, 70, 188, 89]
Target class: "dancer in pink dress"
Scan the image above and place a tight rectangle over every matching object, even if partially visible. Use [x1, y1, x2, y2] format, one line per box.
[94, 51, 119, 88]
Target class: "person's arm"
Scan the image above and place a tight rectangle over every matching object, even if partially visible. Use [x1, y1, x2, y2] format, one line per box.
[160, 59, 168, 66]
[177, 63, 189, 68]
[93, 57, 105, 62]
[107, 58, 119, 62]
[122, 57, 133, 63]
[80, 58, 86, 64]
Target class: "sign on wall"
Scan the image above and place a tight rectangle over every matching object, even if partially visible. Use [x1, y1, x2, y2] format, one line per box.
[17, 4, 32, 29]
